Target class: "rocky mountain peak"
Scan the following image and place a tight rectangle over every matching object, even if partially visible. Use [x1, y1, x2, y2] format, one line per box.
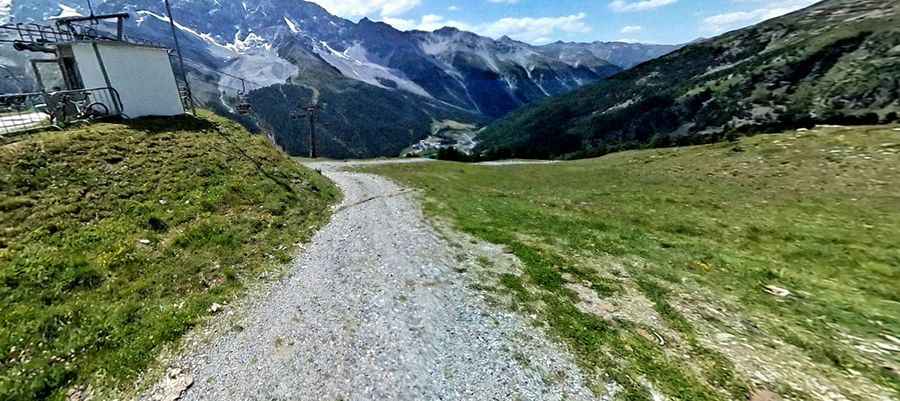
[3, 0, 682, 158]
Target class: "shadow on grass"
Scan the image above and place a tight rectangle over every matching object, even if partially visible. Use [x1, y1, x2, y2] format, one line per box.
[3, 114, 214, 146]
[121, 114, 216, 134]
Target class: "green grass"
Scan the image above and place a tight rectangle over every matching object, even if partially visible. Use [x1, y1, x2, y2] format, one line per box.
[0, 112, 338, 400]
[365, 126, 900, 400]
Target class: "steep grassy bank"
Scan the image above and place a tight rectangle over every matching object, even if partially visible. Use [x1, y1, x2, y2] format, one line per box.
[0, 113, 338, 400]
[366, 125, 900, 401]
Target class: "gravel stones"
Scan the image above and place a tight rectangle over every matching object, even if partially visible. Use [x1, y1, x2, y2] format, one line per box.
[140, 160, 598, 401]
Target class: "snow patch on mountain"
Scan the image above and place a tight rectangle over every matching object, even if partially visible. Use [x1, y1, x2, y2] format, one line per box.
[229, 31, 272, 53]
[283, 16, 300, 34]
[524, 67, 551, 96]
[133, 9, 297, 96]
[56, 4, 82, 19]
[136, 9, 278, 61]
[313, 41, 432, 98]
[136, 10, 232, 58]
[220, 49, 297, 91]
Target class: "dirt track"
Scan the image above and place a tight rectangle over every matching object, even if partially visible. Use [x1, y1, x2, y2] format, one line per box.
[141, 160, 598, 401]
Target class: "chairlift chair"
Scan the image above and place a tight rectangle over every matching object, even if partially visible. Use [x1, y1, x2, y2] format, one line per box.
[236, 91, 252, 116]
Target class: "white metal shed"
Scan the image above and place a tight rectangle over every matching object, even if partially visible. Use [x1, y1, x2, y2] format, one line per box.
[62, 41, 185, 118]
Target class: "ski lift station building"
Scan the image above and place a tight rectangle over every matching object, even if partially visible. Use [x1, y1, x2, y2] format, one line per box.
[58, 41, 185, 117]
[16, 13, 185, 118]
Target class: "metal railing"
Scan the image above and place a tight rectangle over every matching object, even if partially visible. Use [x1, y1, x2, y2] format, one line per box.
[0, 21, 168, 49]
[0, 91, 51, 137]
[0, 22, 122, 45]
[0, 87, 123, 138]
[0, 23, 77, 44]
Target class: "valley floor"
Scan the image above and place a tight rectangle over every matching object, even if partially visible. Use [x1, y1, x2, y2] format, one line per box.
[140, 160, 598, 401]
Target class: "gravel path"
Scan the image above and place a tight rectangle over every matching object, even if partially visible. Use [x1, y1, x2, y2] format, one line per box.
[142, 160, 598, 401]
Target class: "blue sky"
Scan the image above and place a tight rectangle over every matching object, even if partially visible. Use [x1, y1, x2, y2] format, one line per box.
[310, 0, 820, 44]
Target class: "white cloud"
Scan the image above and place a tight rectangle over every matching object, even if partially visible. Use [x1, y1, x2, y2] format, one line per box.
[313, 0, 591, 44]
[609, 0, 677, 13]
[382, 13, 592, 44]
[0, 0, 11, 24]
[384, 14, 475, 32]
[479, 13, 591, 43]
[620, 25, 642, 34]
[312, 0, 421, 18]
[381, 17, 417, 31]
[700, 0, 817, 33]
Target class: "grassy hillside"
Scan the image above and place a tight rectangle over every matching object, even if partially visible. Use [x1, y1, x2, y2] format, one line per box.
[477, 0, 900, 159]
[366, 125, 900, 400]
[0, 113, 338, 400]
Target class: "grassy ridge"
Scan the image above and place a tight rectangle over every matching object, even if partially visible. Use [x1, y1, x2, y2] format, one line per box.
[366, 126, 900, 400]
[0, 113, 338, 400]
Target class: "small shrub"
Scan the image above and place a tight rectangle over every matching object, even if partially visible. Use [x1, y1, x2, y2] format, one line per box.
[435, 147, 474, 162]
[147, 216, 168, 232]
[61, 259, 105, 291]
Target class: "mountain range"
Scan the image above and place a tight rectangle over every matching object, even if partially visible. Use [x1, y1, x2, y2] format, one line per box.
[1, 0, 677, 158]
[476, 0, 900, 159]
